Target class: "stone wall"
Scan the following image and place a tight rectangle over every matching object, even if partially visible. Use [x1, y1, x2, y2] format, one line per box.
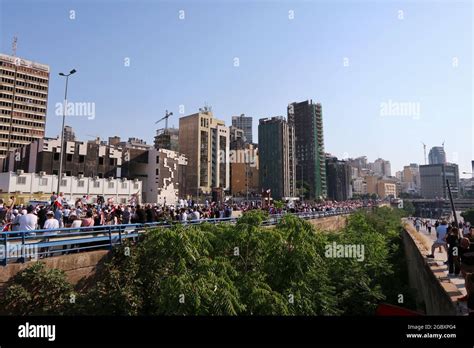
[401, 226, 463, 315]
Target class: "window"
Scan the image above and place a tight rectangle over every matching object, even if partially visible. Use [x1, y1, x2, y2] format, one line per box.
[156, 156, 160, 164]
[79, 155, 85, 163]
[120, 198, 127, 203]
[156, 168, 159, 176]
[40, 178, 48, 186]
[77, 180, 85, 188]
[67, 154, 73, 161]
[17, 176, 26, 185]
[53, 153, 60, 161]
[61, 179, 67, 187]
[134, 183, 139, 190]
[99, 157, 104, 165]
[109, 158, 115, 166]
[108, 182, 114, 189]
[121, 182, 127, 189]
[93, 181, 100, 188]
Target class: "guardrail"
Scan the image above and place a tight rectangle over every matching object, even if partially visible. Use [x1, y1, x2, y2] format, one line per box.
[0, 209, 358, 265]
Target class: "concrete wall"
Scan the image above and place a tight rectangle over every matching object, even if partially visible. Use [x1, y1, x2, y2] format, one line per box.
[401, 226, 462, 315]
[0, 250, 109, 295]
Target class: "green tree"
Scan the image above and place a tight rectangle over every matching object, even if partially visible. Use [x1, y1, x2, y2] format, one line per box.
[1, 262, 73, 315]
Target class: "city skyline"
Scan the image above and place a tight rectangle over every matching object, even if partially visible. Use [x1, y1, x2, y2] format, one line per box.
[0, 0, 472, 177]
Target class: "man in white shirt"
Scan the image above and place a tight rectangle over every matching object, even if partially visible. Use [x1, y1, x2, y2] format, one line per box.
[18, 206, 38, 235]
[427, 220, 449, 258]
[43, 211, 59, 230]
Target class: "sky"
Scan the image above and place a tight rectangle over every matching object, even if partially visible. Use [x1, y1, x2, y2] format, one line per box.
[1, 0, 472, 177]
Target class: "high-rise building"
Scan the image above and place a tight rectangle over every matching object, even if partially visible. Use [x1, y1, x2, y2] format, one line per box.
[179, 107, 229, 197]
[0, 53, 50, 161]
[258, 116, 295, 200]
[231, 114, 253, 144]
[288, 100, 326, 199]
[325, 156, 351, 201]
[428, 146, 447, 165]
[370, 158, 391, 177]
[420, 163, 459, 199]
[401, 163, 420, 195]
[63, 125, 76, 142]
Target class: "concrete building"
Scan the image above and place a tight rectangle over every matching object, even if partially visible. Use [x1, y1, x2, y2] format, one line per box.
[258, 116, 295, 200]
[0, 53, 49, 161]
[401, 163, 421, 195]
[420, 163, 459, 199]
[288, 100, 326, 199]
[3, 135, 187, 204]
[370, 158, 391, 177]
[352, 177, 367, 195]
[178, 107, 230, 197]
[4, 137, 123, 178]
[377, 181, 397, 198]
[63, 125, 76, 142]
[0, 171, 142, 204]
[231, 114, 253, 144]
[230, 143, 259, 197]
[154, 128, 179, 152]
[145, 148, 187, 205]
[428, 146, 447, 165]
[325, 156, 351, 201]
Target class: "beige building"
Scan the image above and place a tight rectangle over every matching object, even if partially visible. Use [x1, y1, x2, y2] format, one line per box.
[179, 107, 229, 197]
[230, 143, 259, 197]
[377, 181, 397, 198]
[0, 53, 49, 160]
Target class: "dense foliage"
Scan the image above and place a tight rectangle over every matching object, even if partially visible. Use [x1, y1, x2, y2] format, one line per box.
[1, 207, 416, 315]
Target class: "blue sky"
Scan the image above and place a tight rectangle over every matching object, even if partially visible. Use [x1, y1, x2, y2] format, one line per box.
[1, 0, 472, 176]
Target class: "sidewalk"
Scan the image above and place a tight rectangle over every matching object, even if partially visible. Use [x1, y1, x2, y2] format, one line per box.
[410, 219, 468, 314]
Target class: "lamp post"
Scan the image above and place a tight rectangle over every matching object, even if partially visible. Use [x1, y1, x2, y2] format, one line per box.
[56, 69, 76, 196]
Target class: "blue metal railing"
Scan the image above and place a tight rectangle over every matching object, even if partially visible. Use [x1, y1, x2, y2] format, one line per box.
[0, 209, 358, 265]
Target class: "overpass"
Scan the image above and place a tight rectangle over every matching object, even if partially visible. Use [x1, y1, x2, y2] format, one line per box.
[406, 198, 474, 218]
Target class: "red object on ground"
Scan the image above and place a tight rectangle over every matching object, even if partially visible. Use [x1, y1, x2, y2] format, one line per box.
[376, 303, 422, 316]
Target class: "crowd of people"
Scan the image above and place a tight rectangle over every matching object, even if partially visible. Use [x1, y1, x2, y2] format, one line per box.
[410, 216, 474, 315]
[0, 194, 376, 233]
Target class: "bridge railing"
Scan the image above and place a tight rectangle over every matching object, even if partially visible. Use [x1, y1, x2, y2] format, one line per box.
[0, 208, 359, 265]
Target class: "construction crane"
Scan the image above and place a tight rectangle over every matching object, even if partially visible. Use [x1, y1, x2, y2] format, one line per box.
[155, 110, 173, 131]
[422, 142, 427, 165]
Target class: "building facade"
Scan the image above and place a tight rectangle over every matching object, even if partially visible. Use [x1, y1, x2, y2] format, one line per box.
[230, 143, 259, 197]
[231, 114, 253, 143]
[428, 146, 447, 165]
[154, 128, 179, 152]
[178, 108, 230, 197]
[258, 116, 295, 200]
[420, 163, 459, 199]
[288, 100, 326, 199]
[0, 171, 142, 204]
[325, 156, 351, 201]
[0, 53, 49, 161]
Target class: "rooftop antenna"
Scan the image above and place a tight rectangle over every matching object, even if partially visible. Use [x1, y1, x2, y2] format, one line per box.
[422, 142, 427, 165]
[12, 36, 18, 56]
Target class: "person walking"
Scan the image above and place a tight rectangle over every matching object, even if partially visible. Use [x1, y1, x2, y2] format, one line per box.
[427, 220, 449, 258]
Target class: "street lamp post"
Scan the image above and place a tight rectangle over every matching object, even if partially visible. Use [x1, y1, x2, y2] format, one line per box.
[56, 69, 76, 196]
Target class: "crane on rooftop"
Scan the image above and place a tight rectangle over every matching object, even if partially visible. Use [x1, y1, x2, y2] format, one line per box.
[155, 110, 173, 132]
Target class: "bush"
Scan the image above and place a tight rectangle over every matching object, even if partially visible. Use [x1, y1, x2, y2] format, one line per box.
[1, 262, 73, 315]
